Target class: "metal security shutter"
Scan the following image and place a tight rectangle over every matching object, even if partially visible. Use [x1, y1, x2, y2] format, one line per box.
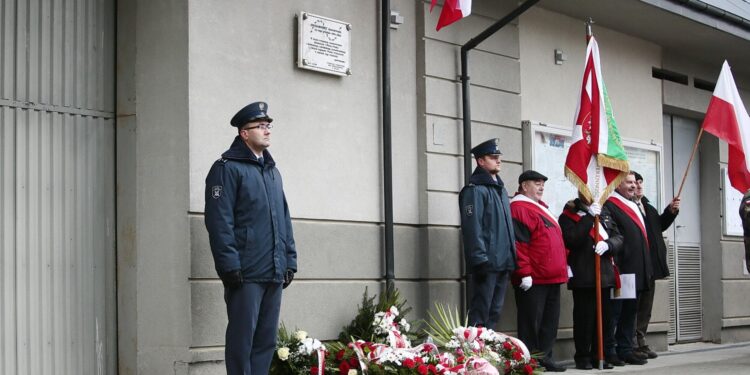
[675, 245, 703, 341]
[0, 0, 116, 374]
[667, 242, 676, 343]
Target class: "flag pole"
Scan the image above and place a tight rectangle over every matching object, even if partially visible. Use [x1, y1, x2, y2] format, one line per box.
[586, 18, 605, 371]
[676, 127, 705, 197]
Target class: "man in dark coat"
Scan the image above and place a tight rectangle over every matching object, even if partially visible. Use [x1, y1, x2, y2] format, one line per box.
[559, 194, 622, 370]
[205, 101, 297, 375]
[459, 138, 517, 330]
[632, 171, 680, 359]
[602, 171, 651, 365]
[741, 190, 750, 273]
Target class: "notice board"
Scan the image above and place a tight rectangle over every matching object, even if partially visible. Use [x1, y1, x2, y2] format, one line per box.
[522, 121, 663, 217]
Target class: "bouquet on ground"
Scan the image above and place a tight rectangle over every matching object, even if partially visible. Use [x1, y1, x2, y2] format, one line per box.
[271, 324, 331, 375]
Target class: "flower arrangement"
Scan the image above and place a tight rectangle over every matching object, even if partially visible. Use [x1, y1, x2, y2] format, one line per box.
[271, 289, 541, 375]
[271, 324, 330, 375]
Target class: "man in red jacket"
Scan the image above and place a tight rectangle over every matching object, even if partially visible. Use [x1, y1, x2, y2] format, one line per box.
[511, 170, 569, 372]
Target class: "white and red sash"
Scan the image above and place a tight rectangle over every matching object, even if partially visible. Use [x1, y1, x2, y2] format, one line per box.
[607, 192, 649, 248]
[510, 194, 560, 229]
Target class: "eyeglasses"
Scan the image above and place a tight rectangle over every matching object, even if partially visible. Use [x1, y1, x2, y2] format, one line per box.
[242, 124, 273, 131]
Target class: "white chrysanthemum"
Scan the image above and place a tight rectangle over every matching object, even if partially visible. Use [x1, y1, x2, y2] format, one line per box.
[298, 338, 324, 355]
[347, 370, 358, 375]
[445, 339, 460, 349]
[389, 306, 399, 316]
[400, 319, 411, 332]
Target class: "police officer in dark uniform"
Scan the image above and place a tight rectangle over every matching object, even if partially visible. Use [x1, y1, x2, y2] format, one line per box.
[740, 190, 750, 273]
[205, 101, 297, 375]
[459, 138, 517, 329]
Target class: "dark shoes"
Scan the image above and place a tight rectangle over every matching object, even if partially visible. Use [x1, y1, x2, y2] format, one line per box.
[541, 361, 567, 372]
[621, 352, 648, 365]
[638, 345, 659, 359]
[632, 350, 649, 360]
[604, 355, 625, 366]
[574, 361, 592, 370]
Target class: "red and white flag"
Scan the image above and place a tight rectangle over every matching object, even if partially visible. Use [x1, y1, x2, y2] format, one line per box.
[702, 61, 750, 193]
[430, 0, 472, 31]
[564, 36, 629, 205]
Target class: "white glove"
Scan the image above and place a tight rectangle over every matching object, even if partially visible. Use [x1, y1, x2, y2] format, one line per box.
[520, 276, 533, 291]
[594, 241, 609, 255]
[587, 202, 601, 216]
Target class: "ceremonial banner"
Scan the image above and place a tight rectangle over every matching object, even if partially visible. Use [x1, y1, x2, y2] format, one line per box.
[564, 36, 629, 204]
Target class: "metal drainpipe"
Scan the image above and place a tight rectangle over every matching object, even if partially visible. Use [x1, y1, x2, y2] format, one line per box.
[461, 0, 540, 185]
[382, 0, 395, 293]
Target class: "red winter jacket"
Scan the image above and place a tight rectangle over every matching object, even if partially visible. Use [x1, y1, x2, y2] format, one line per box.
[510, 195, 569, 285]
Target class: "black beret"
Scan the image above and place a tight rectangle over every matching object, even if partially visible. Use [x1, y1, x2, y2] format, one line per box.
[471, 138, 503, 157]
[518, 170, 548, 184]
[230, 101, 273, 127]
[632, 170, 643, 182]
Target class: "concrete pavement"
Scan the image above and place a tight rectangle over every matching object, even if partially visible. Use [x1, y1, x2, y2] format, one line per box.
[558, 342, 750, 374]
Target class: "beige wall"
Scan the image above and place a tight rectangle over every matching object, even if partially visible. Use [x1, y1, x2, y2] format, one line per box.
[519, 7, 663, 144]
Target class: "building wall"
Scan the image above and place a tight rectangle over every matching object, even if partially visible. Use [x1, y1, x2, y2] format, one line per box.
[187, 0, 525, 371]
[116, 0, 191, 374]
[113, 0, 750, 373]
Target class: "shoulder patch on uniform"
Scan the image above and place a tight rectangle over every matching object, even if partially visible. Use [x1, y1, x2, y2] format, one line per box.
[211, 185, 223, 199]
[464, 204, 474, 216]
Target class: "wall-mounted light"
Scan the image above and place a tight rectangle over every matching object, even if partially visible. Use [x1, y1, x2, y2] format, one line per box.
[390, 11, 404, 29]
[554, 49, 567, 65]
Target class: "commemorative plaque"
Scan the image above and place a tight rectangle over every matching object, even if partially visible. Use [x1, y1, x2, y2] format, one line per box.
[297, 12, 352, 76]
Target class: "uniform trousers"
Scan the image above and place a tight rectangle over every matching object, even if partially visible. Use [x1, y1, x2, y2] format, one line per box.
[514, 283, 562, 363]
[571, 288, 613, 364]
[224, 282, 283, 375]
[468, 271, 511, 329]
[607, 293, 639, 358]
[635, 279, 656, 348]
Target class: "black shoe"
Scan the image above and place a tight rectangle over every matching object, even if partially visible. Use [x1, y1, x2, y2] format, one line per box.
[632, 350, 648, 360]
[605, 355, 625, 366]
[622, 352, 648, 365]
[575, 361, 593, 370]
[595, 361, 614, 370]
[542, 361, 567, 372]
[638, 345, 658, 359]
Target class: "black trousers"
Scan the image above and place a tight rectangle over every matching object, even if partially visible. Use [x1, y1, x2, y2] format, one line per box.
[514, 283, 562, 363]
[635, 279, 656, 348]
[572, 288, 613, 364]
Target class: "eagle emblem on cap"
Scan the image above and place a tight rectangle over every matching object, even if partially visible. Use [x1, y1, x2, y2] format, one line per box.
[259, 103, 265, 111]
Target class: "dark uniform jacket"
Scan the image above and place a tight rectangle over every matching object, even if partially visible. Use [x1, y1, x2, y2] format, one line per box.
[603, 194, 653, 292]
[559, 199, 622, 289]
[204, 136, 297, 283]
[640, 196, 677, 280]
[459, 167, 517, 273]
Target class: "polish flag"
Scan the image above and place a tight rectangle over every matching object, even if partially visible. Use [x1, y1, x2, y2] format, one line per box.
[430, 0, 472, 31]
[702, 61, 750, 193]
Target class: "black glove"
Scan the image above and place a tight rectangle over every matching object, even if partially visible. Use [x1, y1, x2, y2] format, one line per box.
[219, 269, 243, 290]
[472, 262, 490, 282]
[283, 269, 295, 289]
